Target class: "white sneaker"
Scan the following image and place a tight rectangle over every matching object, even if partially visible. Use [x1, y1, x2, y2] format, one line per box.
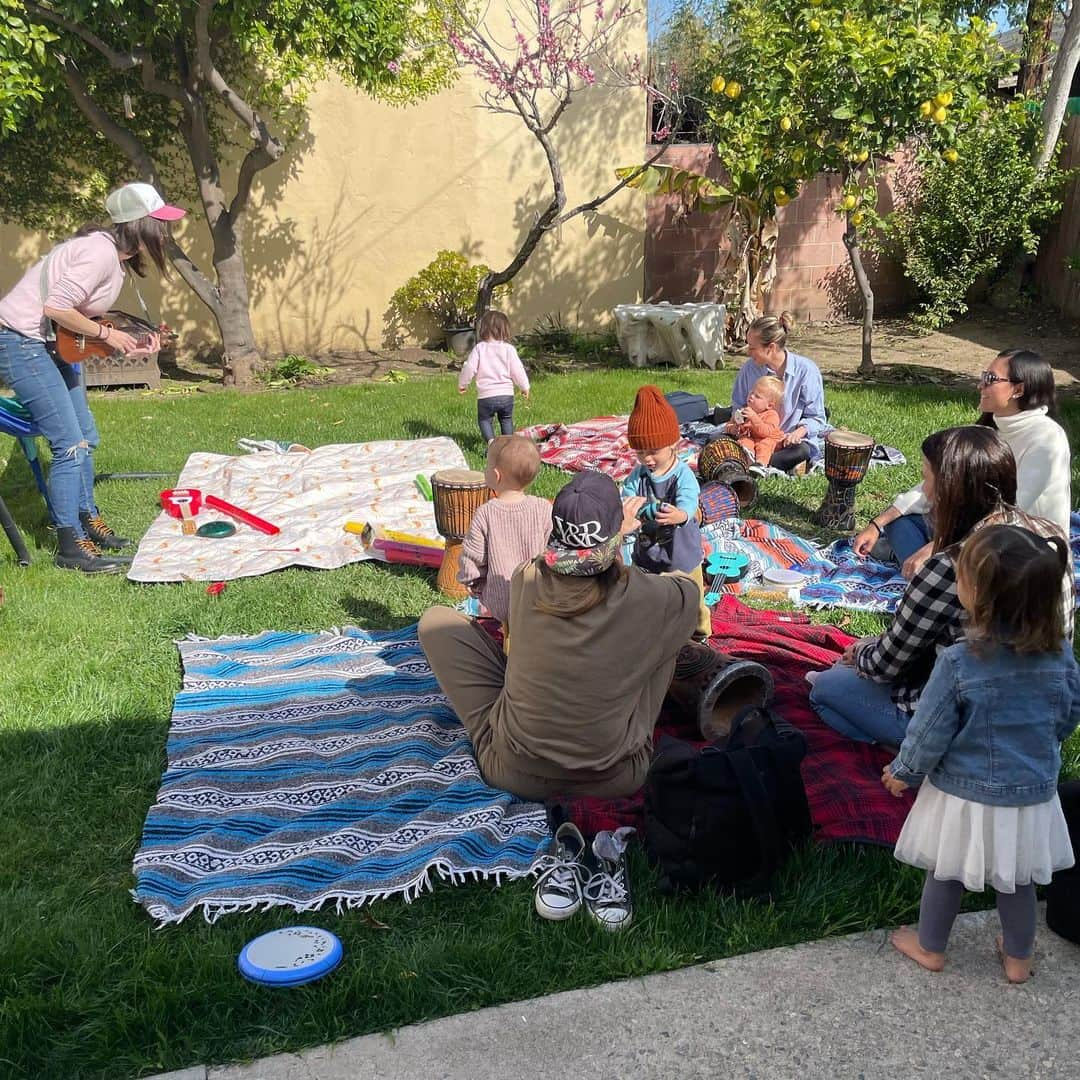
[583, 828, 635, 932]
[534, 822, 588, 920]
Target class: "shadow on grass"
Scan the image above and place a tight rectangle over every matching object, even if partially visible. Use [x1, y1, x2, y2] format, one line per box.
[3, 710, 943, 1080]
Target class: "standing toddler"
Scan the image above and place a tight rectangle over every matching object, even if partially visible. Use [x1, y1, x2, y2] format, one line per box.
[458, 311, 530, 442]
[883, 524, 1079, 983]
[621, 385, 711, 639]
[457, 435, 552, 626]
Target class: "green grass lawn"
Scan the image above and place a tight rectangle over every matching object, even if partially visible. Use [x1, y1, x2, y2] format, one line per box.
[2, 367, 1078, 1079]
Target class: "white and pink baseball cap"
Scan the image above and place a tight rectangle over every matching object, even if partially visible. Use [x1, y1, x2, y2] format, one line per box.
[105, 182, 186, 224]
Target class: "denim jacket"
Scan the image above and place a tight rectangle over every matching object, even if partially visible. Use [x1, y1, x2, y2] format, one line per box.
[889, 640, 1080, 807]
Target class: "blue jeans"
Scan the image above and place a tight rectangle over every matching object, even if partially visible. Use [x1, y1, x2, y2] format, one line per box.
[477, 395, 514, 441]
[883, 513, 931, 565]
[0, 329, 99, 533]
[809, 662, 910, 747]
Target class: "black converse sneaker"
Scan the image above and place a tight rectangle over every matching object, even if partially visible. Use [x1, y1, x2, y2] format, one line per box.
[583, 828, 635, 932]
[533, 822, 588, 921]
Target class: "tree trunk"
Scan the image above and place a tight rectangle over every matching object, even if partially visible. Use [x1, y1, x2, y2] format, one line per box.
[843, 223, 875, 374]
[1018, 0, 1056, 95]
[212, 243, 261, 388]
[1036, 1, 1080, 175]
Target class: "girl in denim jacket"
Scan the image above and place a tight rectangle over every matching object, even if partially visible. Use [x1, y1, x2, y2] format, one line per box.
[883, 524, 1080, 983]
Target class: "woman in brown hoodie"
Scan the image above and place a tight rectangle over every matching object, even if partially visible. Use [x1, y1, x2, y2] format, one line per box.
[418, 470, 699, 799]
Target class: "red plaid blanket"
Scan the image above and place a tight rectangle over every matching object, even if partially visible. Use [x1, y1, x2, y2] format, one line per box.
[518, 415, 698, 482]
[546, 595, 914, 847]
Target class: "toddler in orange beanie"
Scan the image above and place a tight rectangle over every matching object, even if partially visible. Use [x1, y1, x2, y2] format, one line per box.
[620, 385, 711, 639]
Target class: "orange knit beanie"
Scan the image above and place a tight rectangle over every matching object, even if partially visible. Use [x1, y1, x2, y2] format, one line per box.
[627, 385, 680, 450]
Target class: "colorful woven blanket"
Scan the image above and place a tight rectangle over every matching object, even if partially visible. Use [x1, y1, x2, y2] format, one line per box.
[132, 625, 550, 925]
[548, 596, 913, 847]
[518, 415, 697, 482]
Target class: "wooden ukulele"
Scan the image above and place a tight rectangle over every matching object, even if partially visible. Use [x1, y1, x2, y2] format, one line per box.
[52, 310, 177, 364]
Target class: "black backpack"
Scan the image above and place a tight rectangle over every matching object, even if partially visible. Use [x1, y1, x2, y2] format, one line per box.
[643, 705, 811, 897]
[1046, 781, 1080, 944]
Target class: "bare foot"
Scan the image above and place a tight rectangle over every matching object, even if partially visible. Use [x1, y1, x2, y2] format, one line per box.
[996, 935, 1033, 984]
[890, 926, 946, 972]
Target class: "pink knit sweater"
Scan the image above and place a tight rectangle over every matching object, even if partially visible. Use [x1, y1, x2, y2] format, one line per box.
[457, 495, 552, 623]
[458, 340, 530, 399]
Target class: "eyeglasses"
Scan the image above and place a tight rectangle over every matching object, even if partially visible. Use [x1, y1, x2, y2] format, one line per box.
[979, 371, 1018, 388]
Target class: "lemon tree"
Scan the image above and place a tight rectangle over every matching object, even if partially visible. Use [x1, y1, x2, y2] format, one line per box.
[621, 0, 1005, 366]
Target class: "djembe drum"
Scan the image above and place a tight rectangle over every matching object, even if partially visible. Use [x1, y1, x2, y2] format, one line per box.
[813, 430, 875, 531]
[431, 469, 491, 598]
[697, 436, 758, 511]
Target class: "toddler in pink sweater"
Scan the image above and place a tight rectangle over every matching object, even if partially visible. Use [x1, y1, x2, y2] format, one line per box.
[458, 310, 531, 442]
[458, 435, 552, 625]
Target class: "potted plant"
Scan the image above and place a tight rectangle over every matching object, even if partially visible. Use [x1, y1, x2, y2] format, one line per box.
[390, 251, 511, 356]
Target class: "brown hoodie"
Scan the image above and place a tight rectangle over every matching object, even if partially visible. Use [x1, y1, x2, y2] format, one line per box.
[487, 559, 698, 782]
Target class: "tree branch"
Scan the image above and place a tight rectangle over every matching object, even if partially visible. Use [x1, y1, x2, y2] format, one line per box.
[59, 58, 160, 183]
[229, 146, 277, 223]
[167, 238, 222, 318]
[557, 135, 675, 225]
[194, 0, 284, 163]
[23, 2, 137, 67]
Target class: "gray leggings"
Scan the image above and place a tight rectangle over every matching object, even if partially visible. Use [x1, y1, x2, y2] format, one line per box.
[918, 872, 1037, 958]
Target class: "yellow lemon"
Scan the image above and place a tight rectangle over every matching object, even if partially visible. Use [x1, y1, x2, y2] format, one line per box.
[934, 90, 954, 107]
[711, 75, 726, 94]
[775, 191, 791, 207]
[919, 101, 933, 118]
[943, 148, 959, 163]
[780, 116, 792, 131]
[809, 17, 821, 30]
[932, 105, 947, 123]
[841, 193, 858, 210]
[725, 80, 742, 98]
[855, 148, 869, 163]
[851, 210, 865, 226]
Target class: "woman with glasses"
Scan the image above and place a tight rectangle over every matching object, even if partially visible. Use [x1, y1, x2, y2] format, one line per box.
[852, 349, 1070, 578]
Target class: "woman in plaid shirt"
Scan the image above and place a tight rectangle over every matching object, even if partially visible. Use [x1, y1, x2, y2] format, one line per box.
[811, 426, 1070, 748]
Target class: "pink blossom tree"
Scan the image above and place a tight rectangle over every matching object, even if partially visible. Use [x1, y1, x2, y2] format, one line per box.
[447, 0, 682, 316]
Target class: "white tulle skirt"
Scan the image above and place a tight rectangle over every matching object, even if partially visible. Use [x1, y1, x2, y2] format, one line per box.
[894, 780, 1075, 892]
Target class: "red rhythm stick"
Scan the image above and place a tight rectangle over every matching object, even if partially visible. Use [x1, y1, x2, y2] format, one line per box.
[203, 494, 281, 536]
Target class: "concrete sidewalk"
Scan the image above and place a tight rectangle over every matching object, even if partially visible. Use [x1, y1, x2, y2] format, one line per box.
[154, 909, 1080, 1080]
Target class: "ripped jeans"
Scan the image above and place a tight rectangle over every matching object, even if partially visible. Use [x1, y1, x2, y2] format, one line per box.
[0, 328, 99, 534]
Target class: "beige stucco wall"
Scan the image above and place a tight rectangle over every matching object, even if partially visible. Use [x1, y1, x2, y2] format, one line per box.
[0, 21, 647, 355]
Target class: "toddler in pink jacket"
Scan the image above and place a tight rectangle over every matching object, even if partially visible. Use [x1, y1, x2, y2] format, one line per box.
[458, 310, 530, 442]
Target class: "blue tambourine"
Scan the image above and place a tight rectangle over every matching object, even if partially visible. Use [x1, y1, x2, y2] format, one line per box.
[238, 926, 343, 987]
[705, 551, 749, 582]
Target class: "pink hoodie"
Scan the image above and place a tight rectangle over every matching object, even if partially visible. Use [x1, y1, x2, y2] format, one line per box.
[458, 340, 530, 399]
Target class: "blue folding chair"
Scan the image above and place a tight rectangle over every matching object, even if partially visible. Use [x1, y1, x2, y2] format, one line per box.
[0, 395, 56, 565]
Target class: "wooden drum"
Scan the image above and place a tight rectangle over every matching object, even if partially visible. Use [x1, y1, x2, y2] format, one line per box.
[823, 430, 875, 484]
[431, 469, 490, 598]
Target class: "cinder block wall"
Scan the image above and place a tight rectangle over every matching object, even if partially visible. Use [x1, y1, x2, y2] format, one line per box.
[644, 144, 914, 321]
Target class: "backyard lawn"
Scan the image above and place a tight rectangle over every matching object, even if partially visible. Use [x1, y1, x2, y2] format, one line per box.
[2, 365, 1078, 1079]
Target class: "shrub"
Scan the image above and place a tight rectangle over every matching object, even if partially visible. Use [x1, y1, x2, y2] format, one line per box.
[390, 251, 511, 329]
[885, 103, 1069, 328]
[261, 354, 330, 387]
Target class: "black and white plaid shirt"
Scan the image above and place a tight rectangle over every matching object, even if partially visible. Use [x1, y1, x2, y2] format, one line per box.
[854, 550, 962, 715]
[854, 508, 1073, 715]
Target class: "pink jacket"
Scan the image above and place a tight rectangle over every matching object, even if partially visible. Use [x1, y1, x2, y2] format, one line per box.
[459, 340, 530, 398]
[0, 232, 125, 341]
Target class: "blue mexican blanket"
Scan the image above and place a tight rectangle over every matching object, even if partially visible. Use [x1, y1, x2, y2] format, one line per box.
[132, 625, 551, 925]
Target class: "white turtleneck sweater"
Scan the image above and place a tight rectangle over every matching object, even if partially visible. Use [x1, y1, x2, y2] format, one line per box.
[891, 407, 1072, 540]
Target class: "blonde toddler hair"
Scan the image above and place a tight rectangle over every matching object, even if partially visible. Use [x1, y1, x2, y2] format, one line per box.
[487, 434, 541, 489]
[752, 375, 785, 408]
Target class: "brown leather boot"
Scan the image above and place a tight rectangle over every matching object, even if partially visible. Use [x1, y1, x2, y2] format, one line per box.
[667, 641, 775, 742]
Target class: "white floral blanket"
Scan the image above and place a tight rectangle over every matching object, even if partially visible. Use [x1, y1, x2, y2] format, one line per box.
[126, 438, 467, 583]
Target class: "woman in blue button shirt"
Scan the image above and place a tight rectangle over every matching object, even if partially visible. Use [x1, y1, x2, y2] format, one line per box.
[726, 312, 829, 472]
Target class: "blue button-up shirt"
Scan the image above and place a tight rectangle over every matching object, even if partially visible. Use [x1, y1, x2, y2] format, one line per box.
[731, 350, 830, 460]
